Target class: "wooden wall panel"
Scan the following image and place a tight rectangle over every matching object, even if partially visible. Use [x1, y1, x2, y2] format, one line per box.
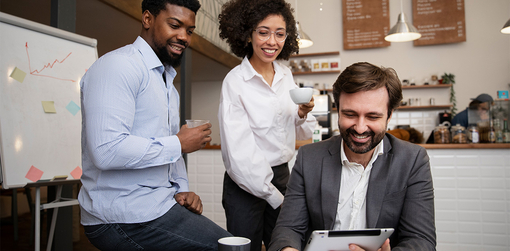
[342, 0, 391, 50]
[413, 0, 466, 46]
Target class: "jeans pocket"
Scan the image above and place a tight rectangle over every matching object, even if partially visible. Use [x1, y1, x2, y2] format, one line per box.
[84, 224, 111, 239]
[84, 224, 143, 251]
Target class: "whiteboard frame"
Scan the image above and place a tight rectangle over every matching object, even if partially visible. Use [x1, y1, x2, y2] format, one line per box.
[0, 12, 97, 48]
[0, 11, 97, 188]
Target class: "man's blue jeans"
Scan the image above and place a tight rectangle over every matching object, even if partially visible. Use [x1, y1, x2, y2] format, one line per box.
[83, 203, 232, 250]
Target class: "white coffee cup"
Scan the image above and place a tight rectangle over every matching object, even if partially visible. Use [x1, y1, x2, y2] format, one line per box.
[218, 236, 251, 251]
[289, 88, 313, 105]
[185, 119, 210, 128]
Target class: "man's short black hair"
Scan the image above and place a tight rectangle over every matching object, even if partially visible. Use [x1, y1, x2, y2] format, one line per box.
[142, 0, 201, 16]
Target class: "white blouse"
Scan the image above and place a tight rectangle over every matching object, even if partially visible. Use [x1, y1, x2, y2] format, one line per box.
[218, 57, 316, 209]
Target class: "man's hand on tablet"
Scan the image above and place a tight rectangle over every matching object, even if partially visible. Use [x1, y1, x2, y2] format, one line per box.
[349, 238, 390, 251]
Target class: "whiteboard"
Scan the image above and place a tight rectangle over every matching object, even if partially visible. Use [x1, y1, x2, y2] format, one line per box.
[0, 12, 97, 189]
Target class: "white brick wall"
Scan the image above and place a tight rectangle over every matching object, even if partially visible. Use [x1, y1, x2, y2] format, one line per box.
[387, 110, 444, 143]
[187, 150, 227, 229]
[429, 149, 510, 251]
[188, 148, 510, 250]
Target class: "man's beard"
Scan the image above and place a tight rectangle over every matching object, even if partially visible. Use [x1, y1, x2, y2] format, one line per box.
[155, 40, 186, 68]
[340, 126, 385, 154]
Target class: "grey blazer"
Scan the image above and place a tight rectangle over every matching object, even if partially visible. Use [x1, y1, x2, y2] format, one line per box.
[269, 134, 436, 251]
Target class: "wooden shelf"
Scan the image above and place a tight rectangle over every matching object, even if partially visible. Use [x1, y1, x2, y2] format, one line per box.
[419, 143, 510, 149]
[293, 70, 341, 75]
[290, 51, 340, 58]
[397, 105, 453, 110]
[402, 84, 452, 89]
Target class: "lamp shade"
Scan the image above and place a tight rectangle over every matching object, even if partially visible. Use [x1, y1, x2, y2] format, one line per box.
[385, 12, 421, 42]
[296, 22, 313, 48]
[501, 18, 510, 34]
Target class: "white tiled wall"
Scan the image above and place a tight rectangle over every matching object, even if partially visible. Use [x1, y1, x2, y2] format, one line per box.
[187, 150, 227, 229]
[388, 109, 444, 143]
[188, 148, 510, 250]
[428, 149, 510, 251]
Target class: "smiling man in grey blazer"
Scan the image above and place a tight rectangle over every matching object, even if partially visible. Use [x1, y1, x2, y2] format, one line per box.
[269, 62, 436, 251]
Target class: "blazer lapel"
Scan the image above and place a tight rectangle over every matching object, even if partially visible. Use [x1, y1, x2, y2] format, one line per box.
[321, 139, 342, 230]
[366, 136, 393, 228]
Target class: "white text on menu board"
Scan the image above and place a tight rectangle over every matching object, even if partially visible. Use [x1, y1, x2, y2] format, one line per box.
[416, 0, 465, 41]
[345, 0, 388, 48]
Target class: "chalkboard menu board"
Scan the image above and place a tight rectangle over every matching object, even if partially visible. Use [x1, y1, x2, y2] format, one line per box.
[342, 0, 391, 50]
[412, 0, 466, 46]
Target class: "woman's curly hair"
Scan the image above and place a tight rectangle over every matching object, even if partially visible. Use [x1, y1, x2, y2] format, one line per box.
[218, 0, 299, 60]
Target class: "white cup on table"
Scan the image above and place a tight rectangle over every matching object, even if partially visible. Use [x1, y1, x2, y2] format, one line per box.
[218, 236, 251, 251]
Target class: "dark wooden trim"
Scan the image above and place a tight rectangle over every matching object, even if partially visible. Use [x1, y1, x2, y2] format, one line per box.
[99, 0, 141, 21]
[418, 143, 510, 149]
[397, 105, 453, 110]
[293, 70, 341, 75]
[402, 84, 452, 89]
[290, 51, 340, 58]
[189, 34, 241, 69]
[204, 142, 510, 150]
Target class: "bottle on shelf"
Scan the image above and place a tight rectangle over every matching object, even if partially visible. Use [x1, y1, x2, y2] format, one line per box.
[503, 119, 510, 143]
[312, 122, 322, 143]
[494, 118, 503, 143]
[467, 124, 479, 143]
[488, 119, 496, 143]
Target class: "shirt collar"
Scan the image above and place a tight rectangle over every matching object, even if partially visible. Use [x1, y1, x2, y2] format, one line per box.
[133, 36, 176, 79]
[239, 56, 287, 85]
[340, 138, 384, 167]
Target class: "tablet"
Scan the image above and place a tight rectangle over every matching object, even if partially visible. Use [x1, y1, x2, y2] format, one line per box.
[303, 228, 394, 251]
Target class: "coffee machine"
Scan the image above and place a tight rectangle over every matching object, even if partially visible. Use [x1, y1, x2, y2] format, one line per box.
[310, 94, 332, 140]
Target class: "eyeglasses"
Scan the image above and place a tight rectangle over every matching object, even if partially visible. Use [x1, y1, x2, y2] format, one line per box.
[254, 28, 287, 43]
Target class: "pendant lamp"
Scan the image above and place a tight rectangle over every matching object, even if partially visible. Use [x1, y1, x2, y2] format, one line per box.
[296, 22, 313, 48]
[385, 0, 421, 42]
[501, 18, 510, 34]
[295, 0, 313, 48]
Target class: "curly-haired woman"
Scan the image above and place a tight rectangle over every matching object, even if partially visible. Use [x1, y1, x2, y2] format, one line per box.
[217, 0, 317, 250]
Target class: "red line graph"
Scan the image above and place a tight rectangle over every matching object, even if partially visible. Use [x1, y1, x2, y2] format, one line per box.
[25, 42, 76, 82]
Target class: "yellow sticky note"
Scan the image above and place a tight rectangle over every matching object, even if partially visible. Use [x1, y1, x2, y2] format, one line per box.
[10, 67, 27, 83]
[41, 101, 57, 113]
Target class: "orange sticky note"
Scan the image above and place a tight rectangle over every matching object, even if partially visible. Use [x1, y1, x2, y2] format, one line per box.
[25, 165, 44, 182]
[70, 166, 82, 179]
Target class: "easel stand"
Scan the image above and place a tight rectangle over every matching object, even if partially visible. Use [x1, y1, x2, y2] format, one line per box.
[26, 179, 80, 251]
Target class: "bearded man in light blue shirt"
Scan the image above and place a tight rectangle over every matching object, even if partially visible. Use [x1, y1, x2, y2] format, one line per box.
[78, 0, 231, 250]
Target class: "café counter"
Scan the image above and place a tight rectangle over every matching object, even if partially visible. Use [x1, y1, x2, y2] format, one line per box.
[418, 143, 510, 149]
[204, 142, 510, 150]
[198, 142, 510, 250]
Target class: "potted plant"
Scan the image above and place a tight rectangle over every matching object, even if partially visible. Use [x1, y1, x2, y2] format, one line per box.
[441, 73, 457, 116]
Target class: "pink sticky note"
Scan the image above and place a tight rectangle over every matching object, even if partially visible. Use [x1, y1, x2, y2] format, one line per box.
[70, 166, 82, 179]
[25, 165, 44, 182]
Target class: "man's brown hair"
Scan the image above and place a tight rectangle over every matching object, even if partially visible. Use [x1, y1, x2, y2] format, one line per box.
[333, 62, 403, 117]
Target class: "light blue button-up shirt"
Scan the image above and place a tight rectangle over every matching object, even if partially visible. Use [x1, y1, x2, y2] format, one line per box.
[78, 37, 188, 225]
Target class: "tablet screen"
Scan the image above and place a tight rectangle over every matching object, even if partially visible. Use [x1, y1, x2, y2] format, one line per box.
[304, 228, 394, 251]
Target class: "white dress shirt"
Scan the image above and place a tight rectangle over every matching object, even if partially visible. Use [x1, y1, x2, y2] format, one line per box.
[333, 140, 384, 230]
[218, 57, 316, 209]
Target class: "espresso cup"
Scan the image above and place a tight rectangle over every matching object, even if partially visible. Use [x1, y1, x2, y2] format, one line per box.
[289, 88, 313, 105]
[218, 236, 251, 251]
[185, 119, 210, 128]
